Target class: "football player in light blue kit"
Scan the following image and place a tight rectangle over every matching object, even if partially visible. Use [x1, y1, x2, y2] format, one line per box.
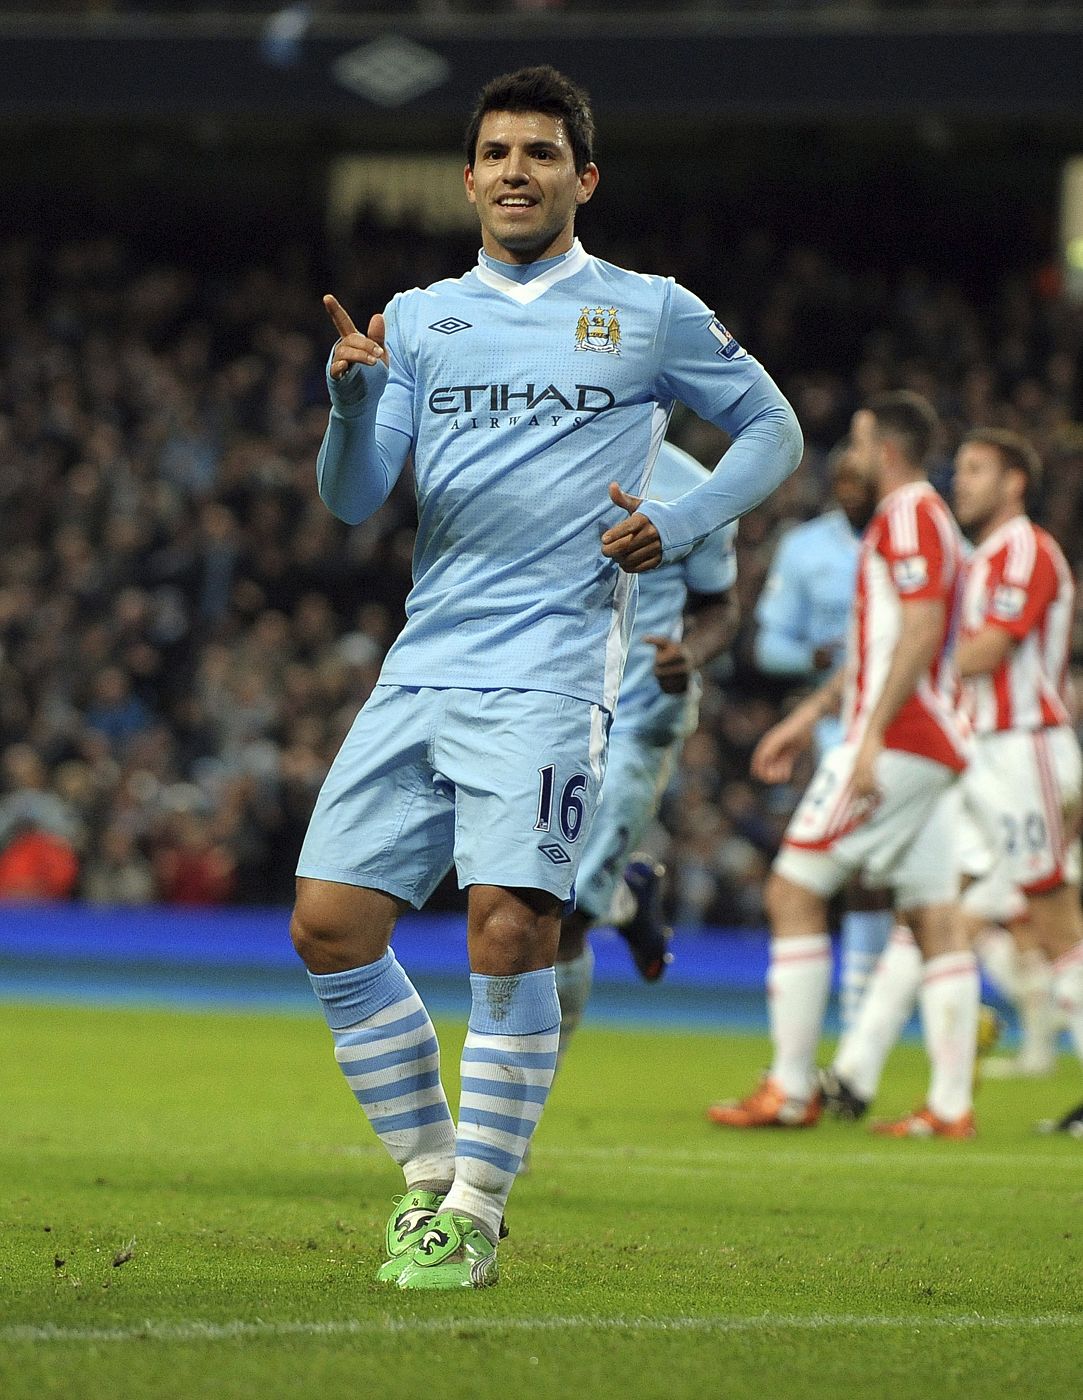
[552, 438, 739, 1071]
[289, 66, 802, 1290]
[754, 441, 890, 1031]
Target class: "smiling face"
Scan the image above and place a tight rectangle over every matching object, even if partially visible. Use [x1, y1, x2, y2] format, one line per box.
[464, 109, 599, 264]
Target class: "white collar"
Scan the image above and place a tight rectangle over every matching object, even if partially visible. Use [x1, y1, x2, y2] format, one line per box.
[473, 239, 589, 305]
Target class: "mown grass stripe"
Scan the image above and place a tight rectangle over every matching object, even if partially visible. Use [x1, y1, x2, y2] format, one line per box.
[4, 1314, 1082, 1345]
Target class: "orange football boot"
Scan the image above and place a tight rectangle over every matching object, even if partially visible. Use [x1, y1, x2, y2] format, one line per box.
[708, 1076, 822, 1128]
[870, 1106, 976, 1139]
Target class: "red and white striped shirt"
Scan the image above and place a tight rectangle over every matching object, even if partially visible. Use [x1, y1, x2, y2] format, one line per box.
[842, 481, 968, 771]
[960, 515, 1074, 734]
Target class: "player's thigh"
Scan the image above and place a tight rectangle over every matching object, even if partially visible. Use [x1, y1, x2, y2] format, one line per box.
[957, 786, 1025, 926]
[296, 685, 455, 907]
[890, 777, 962, 912]
[777, 746, 957, 906]
[575, 727, 670, 920]
[772, 743, 862, 902]
[437, 688, 608, 902]
[974, 728, 1082, 896]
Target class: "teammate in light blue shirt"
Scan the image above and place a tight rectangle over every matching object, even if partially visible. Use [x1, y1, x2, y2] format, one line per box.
[550, 439, 740, 1075]
[754, 443, 875, 748]
[290, 66, 802, 1291]
[753, 441, 890, 1030]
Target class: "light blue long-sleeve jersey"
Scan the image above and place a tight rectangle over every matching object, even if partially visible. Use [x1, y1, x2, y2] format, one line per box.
[754, 507, 860, 751]
[754, 509, 860, 676]
[318, 239, 801, 710]
[616, 442, 736, 742]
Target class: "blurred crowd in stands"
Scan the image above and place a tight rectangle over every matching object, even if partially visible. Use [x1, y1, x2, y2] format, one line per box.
[0, 221, 1080, 924]
[7, 2, 1069, 15]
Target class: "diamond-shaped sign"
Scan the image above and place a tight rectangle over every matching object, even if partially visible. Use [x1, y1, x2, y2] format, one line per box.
[539, 843, 571, 866]
[429, 318, 471, 336]
[332, 36, 450, 109]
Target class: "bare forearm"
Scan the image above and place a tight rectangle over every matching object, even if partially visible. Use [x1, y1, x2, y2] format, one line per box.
[683, 596, 740, 670]
[785, 667, 846, 740]
[804, 666, 846, 723]
[864, 601, 944, 738]
[956, 625, 1015, 678]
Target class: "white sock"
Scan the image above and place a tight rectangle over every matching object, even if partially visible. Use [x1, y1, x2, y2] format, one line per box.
[1015, 947, 1057, 1071]
[974, 924, 1021, 1000]
[833, 925, 922, 1102]
[921, 951, 980, 1122]
[839, 910, 894, 1031]
[1052, 941, 1083, 1064]
[555, 945, 594, 1070]
[768, 934, 832, 1101]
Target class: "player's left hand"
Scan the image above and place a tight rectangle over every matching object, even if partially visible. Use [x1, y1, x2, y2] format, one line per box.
[644, 635, 692, 693]
[601, 482, 662, 573]
[852, 733, 883, 801]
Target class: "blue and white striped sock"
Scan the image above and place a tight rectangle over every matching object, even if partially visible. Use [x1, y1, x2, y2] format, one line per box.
[839, 911, 894, 1032]
[308, 951, 456, 1189]
[443, 968, 560, 1242]
[555, 945, 594, 1069]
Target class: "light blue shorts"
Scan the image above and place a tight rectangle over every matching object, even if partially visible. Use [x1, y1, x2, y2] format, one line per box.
[297, 685, 608, 905]
[574, 723, 676, 920]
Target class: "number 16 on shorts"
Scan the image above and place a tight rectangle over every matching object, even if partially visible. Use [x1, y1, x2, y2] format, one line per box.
[535, 765, 588, 843]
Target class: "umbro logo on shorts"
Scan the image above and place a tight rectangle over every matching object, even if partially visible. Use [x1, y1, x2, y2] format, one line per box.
[539, 842, 571, 865]
[429, 317, 471, 335]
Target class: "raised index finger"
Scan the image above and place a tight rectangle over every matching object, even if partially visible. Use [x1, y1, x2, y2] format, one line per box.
[323, 294, 358, 339]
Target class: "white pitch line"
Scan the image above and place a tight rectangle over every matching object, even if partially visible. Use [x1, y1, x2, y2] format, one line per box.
[3, 1314, 1082, 1346]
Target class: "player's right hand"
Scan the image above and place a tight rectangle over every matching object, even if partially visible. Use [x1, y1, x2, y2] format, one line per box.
[323, 295, 388, 378]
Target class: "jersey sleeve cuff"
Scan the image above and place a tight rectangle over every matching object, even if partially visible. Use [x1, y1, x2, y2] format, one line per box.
[326, 355, 389, 417]
[636, 500, 695, 565]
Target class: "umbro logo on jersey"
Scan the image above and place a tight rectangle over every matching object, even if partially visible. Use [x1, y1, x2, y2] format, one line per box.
[429, 317, 472, 335]
[539, 842, 572, 866]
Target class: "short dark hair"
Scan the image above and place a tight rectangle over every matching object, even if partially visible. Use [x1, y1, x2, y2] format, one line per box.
[464, 66, 595, 174]
[962, 427, 1043, 490]
[867, 391, 939, 469]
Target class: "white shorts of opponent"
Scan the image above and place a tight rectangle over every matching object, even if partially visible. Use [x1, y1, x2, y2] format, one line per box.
[773, 741, 961, 910]
[959, 725, 1082, 922]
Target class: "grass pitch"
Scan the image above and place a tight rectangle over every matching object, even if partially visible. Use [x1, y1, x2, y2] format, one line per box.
[2, 999, 1082, 1400]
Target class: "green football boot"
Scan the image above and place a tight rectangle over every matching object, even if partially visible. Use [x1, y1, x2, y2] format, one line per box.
[395, 1210, 499, 1291]
[374, 1188, 446, 1284]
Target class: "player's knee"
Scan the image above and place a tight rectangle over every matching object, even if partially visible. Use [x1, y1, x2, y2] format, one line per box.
[289, 903, 337, 969]
[765, 870, 821, 931]
[289, 891, 360, 971]
[290, 879, 400, 971]
[763, 870, 790, 925]
[471, 892, 561, 974]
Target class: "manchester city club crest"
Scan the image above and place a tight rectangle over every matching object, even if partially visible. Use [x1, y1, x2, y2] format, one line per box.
[575, 306, 621, 354]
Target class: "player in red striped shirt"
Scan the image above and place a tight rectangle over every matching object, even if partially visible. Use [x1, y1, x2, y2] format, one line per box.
[711, 392, 980, 1137]
[953, 430, 1083, 1131]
